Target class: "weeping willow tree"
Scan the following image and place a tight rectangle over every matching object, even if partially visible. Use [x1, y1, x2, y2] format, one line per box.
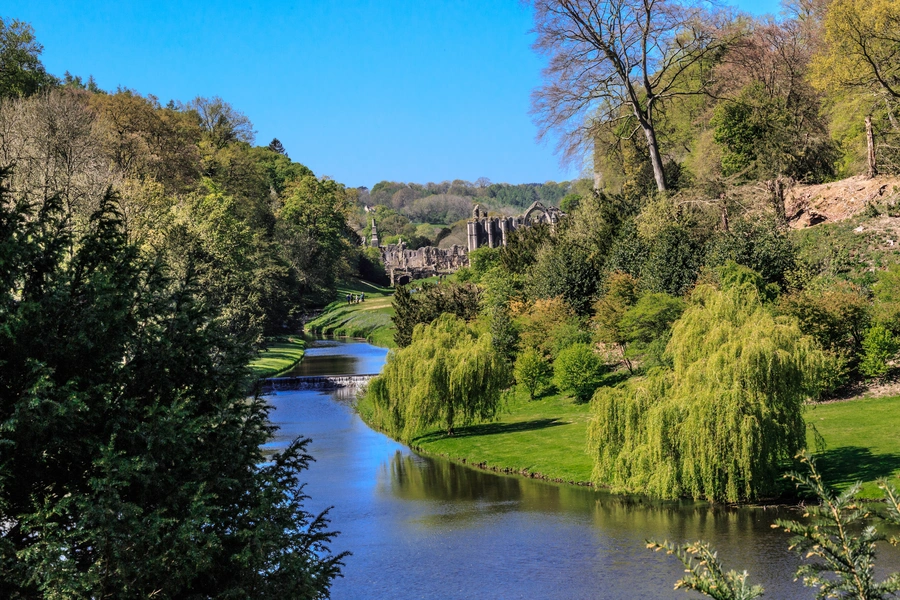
[367, 314, 508, 442]
[589, 283, 826, 503]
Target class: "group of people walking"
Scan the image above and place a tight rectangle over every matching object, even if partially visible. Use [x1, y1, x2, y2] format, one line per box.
[346, 292, 365, 304]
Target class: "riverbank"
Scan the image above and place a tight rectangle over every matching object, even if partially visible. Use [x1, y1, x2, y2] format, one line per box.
[305, 279, 397, 348]
[359, 384, 900, 499]
[248, 337, 306, 378]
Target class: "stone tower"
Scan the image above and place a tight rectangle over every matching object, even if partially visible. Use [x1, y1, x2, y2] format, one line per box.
[370, 218, 379, 247]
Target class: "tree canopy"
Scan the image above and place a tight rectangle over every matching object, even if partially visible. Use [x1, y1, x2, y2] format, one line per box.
[368, 314, 507, 440]
[590, 283, 825, 502]
[0, 173, 345, 597]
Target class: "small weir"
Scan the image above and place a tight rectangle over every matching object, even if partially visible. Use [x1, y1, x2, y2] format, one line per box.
[264, 337, 900, 600]
[261, 373, 376, 392]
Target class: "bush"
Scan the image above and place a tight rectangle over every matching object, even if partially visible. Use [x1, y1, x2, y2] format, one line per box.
[514, 347, 553, 400]
[860, 325, 898, 378]
[553, 343, 606, 403]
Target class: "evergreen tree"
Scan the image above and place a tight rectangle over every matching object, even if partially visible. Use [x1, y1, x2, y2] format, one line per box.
[0, 173, 344, 598]
[268, 137, 288, 156]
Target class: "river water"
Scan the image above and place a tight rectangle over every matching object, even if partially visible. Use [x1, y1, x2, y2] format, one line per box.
[264, 338, 900, 600]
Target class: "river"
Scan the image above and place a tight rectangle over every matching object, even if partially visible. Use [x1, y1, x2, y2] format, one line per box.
[264, 338, 900, 599]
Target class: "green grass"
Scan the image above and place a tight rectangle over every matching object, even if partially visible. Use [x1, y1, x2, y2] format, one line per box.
[407, 387, 595, 485]
[807, 395, 900, 498]
[360, 383, 900, 499]
[249, 337, 306, 378]
[305, 278, 397, 348]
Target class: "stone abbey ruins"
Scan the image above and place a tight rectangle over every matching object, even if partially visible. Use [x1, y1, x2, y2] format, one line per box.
[372, 201, 564, 285]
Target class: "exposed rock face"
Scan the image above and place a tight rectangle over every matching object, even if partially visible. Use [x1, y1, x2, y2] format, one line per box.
[786, 175, 900, 228]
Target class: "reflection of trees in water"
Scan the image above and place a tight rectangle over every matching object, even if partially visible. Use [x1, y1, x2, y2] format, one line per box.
[385, 451, 808, 574]
[388, 451, 524, 505]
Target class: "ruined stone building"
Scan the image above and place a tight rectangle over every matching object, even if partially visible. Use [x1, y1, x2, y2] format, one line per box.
[379, 242, 468, 286]
[372, 201, 565, 285]
[466, 201, 564, 251]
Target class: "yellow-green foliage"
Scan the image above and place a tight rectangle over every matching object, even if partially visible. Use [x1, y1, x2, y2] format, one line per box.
[367, 314, 507, 441]
[589, 284, 825, 502]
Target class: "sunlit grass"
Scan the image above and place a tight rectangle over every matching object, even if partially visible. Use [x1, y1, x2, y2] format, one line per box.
[409, 386, 595, 485]
[806, 395, 900, 498]
[306, 278, 397, 347]
[249, 337, 306, 378]
[378, 385, 900, 498]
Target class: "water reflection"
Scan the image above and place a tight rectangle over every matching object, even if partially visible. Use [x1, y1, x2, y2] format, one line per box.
[278, 338, 387, 377]
[266, 338, 900, 600]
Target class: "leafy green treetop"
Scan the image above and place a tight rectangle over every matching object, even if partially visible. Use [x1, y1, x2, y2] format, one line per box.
[0, 18, 55, 98]
[0, 172, 345, 597]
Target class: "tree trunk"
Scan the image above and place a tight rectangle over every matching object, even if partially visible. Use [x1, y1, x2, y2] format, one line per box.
[719, 194, 729, 232]
[866, 115, 878, 179]
[767, 178, 787, 227]
[642, 124, 668, 192]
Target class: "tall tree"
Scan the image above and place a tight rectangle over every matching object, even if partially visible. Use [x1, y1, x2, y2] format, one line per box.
[186, 96, 256, 148]
[811, 0, 900, 175]
[368, 314, 507, 440]
[268, 137, 288, 156]
[0, 18, 54, 98]
[530, 0, 730, 191]
[590, 282, 825, 502]
[812, 0, 900, 101]
[0, 176, 344, 597]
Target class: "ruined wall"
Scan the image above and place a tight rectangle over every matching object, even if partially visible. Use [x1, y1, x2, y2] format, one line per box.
[466, 201, 564, 251]
[380, 242, 469, 286]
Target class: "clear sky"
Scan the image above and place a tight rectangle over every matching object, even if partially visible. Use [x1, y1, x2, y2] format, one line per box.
[6, 0, 783, 188]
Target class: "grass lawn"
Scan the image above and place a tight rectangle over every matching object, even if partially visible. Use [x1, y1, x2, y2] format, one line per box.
[249, 337, 306, 378]
[363, 385, 900, 499]
[305, 278, 397, 348]
[409, 387, 595, 485]
[807, 395, 900, 498]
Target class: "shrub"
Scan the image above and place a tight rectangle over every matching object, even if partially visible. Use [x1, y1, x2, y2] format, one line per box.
[553, 343, 606, 403]
[514, 347, 553, 400]
[860, 325, 898, 378]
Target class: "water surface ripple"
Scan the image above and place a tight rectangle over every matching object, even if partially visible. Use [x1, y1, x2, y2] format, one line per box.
[264, 338, 899, 599]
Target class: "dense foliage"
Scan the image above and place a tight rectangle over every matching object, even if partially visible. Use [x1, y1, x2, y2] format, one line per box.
[391, 281, 481, 347]
[652, 454, 900, 599]
[589, 284, 825, 502]
[367, 315, 508, 440]
[0, 22, 361, 596]
[0, 173, 344, 597]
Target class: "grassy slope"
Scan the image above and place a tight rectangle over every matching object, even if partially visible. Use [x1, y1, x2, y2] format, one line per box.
[806, 396, 900, 498]
[369, 384, 900, 498]
[248, 337, 306, 378]
[305, 279, 397, 348]
[410, 387, 594, 484]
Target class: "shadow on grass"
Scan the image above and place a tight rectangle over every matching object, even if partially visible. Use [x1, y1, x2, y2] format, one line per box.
[415, 418, 567, 443]
[813, 446, 900, 488]
[602, 371, 632, 387]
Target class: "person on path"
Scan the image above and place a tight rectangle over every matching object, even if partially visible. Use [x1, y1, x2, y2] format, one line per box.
[346, 294, 351, 304]
[361, 292, 365, 302]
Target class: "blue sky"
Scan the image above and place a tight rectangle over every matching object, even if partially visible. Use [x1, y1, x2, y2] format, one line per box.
[6, 0, 783, 188]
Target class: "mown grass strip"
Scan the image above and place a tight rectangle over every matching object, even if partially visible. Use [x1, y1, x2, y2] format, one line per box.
[249, 337, 306, 378]
[364, 384, 900, 499]
[306, 278, 397, 348]
[806, 395, 900, 498]
[407, 387, 595, 485]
